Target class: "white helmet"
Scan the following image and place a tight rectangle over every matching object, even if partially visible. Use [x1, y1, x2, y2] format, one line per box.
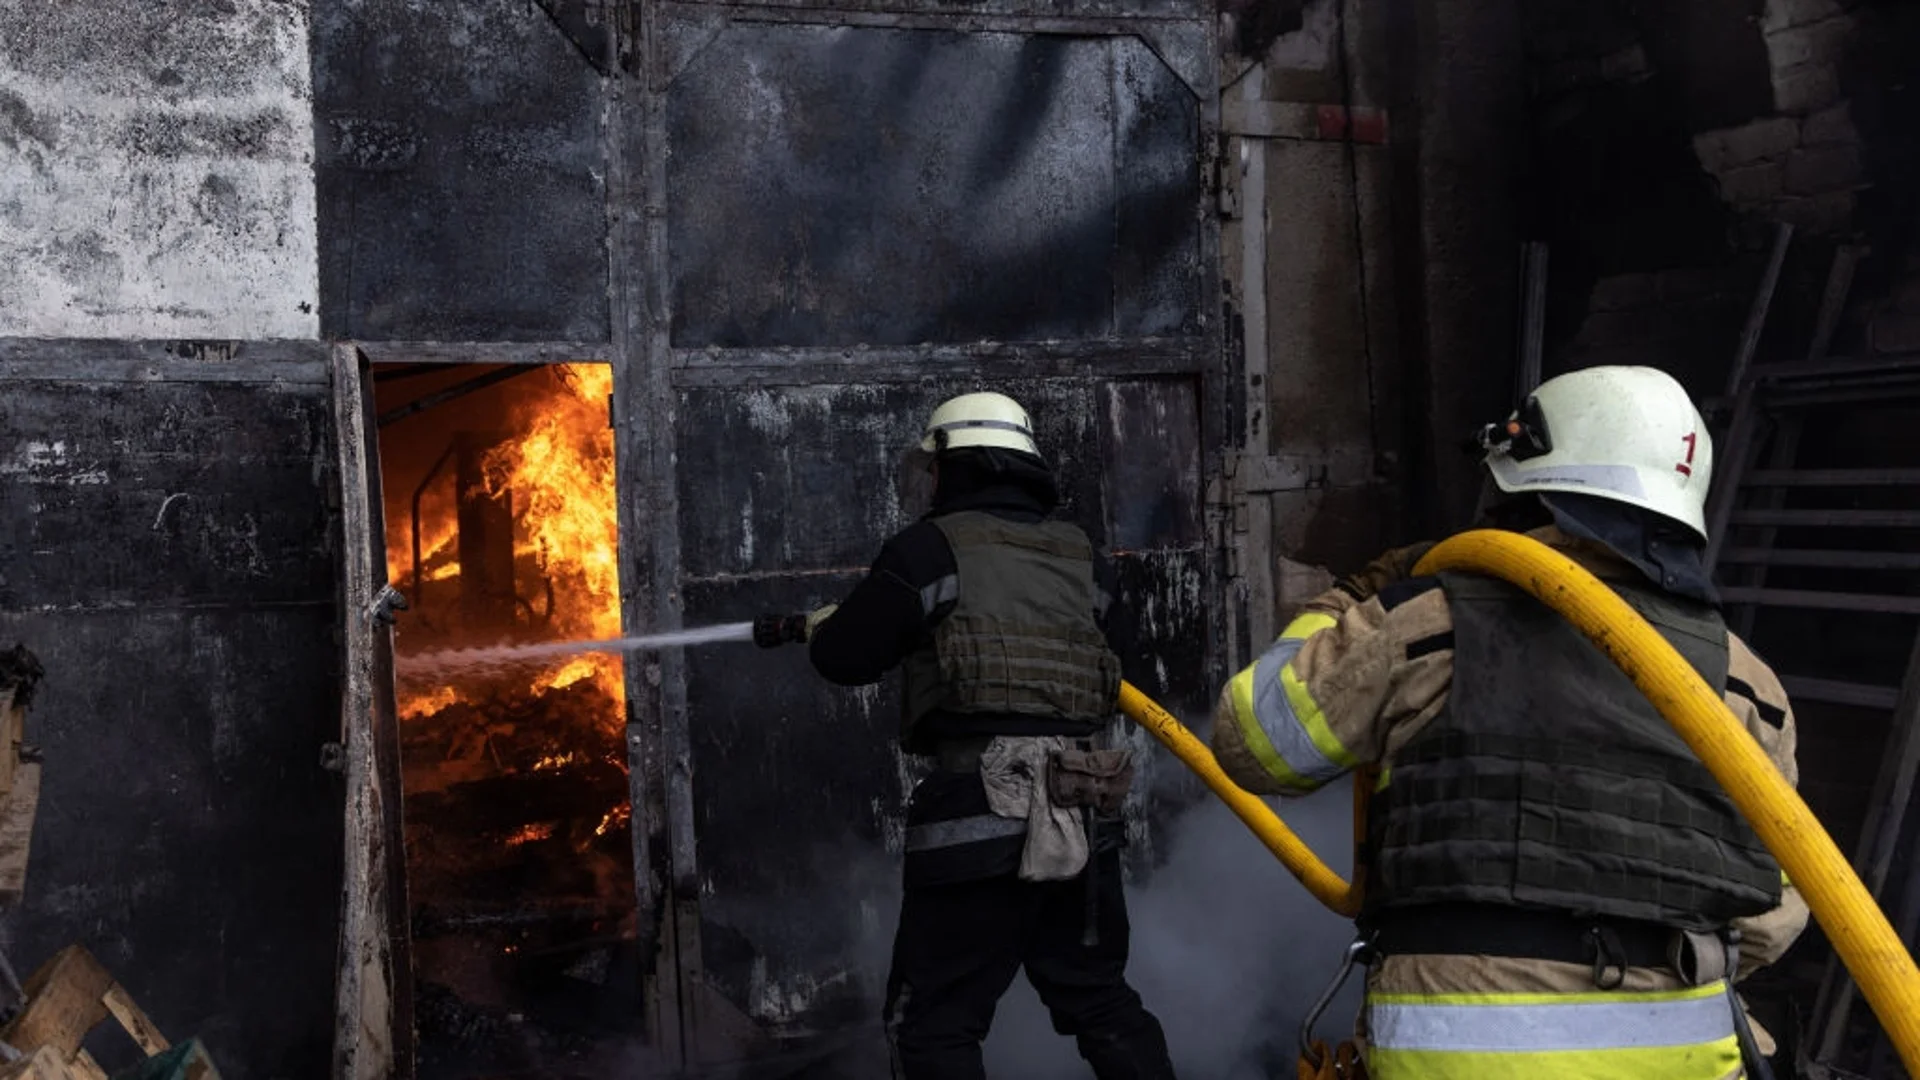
[1481, 365, 1714, 541]
[920, 392, 1040, 456]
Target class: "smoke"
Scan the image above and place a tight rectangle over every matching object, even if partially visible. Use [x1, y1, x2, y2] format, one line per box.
[982, 783, 1366, 1077]
[695, 729, 1369, 1079]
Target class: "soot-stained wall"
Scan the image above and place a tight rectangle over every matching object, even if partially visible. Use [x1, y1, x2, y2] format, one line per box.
[0, 350, 343, 1080]
[666, 28, 1203, 349]
[311, 0, 609, 342]
[0, 0, 318, 340]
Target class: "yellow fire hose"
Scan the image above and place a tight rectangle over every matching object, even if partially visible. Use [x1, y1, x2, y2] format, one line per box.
[1118, 681, 1363, 916]
[1117, 529, 1920, 1073]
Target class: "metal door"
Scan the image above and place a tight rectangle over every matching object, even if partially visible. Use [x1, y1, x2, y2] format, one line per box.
[611, 0, 1226, 1065]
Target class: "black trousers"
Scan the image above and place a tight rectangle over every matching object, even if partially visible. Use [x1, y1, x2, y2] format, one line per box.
[884, 849, 1177, 1080]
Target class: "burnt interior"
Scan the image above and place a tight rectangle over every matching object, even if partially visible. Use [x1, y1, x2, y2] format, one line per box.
[370, 362, 641, 1076]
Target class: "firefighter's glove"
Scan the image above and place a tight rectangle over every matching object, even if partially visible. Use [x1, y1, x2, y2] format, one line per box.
[1337, 542, 1437, 602]
[803, 604, 840, 643]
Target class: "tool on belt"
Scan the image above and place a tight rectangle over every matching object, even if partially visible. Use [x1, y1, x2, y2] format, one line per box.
[1047, 747, 1133, 946]
[1298, 938, 1371, 1080]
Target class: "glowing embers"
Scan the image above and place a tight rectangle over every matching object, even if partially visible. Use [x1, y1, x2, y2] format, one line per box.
[507, 822, 557, 847]
[377, 363, 631, 895]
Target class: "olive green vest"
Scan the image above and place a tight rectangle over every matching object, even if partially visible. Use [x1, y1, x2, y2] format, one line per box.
[900, 511, 1121, 747]
[1367, 573, 1781, 930]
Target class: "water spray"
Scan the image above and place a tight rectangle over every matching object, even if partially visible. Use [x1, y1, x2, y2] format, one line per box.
[395, 621, 759, 678]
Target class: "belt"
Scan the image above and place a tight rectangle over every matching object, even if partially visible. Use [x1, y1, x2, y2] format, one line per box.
[1367, 903, 1677, 974]
[933, 737, 994, 773]
[931, 735, 1097, 773]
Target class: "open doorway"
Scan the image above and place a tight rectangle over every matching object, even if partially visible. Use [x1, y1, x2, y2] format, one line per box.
[369, 362, 641, 1075]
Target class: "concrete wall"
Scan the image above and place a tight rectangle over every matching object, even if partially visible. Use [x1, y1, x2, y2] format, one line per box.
[0, 4, 338, 1077]
[0, 0, 318, 339]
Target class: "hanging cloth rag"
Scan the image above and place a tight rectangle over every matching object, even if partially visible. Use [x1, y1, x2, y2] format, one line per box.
[980, 735, 1087, 881]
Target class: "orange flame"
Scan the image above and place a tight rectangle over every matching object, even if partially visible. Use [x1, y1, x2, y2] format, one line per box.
[594, 803, 632, 837]
[388, 511, 461, 590]
[400, 686, 461, 721]
[508, 822, 557, 846]
[482, 364, 624, 706]
[390, 363, 625, 725]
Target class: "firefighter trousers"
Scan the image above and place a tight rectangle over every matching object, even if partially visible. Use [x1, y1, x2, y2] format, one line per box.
[884, 848, 1177, 1080]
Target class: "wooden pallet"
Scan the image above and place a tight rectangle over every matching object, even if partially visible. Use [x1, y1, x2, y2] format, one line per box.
[0, 947, 216, 1080]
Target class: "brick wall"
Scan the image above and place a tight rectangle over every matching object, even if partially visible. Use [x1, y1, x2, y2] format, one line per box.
[1692, 0, 1867, 234]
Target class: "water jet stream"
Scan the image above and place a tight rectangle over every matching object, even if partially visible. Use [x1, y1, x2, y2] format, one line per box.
[395, 622, 757, 678]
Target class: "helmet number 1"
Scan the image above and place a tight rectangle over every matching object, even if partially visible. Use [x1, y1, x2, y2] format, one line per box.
[1677, 432, 1698, 477]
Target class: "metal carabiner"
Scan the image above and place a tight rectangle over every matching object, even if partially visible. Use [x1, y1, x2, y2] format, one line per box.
[1300, 936, 1374, 1065]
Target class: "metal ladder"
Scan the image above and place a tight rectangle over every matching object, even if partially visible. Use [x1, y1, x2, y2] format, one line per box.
[1701, 239, 1920, 1076]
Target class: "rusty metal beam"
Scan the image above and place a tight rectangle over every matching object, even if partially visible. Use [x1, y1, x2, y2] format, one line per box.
[353, 341, 612, 366]
[1717, 588, 1920, 615]
[1720, 548, 1920, 571]
[375, 365, 540, 428]
[1780, 676, 1901, 711]
[1221, 100, 1389, 143]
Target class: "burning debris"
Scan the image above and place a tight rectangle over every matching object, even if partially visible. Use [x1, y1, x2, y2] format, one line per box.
[375, 363, 639, 1066]
[390, 363, 625, 711]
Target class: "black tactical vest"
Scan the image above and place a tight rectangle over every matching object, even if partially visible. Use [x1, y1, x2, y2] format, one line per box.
[900, 512, 1121, 748]
[1366, 573, 1781, 930]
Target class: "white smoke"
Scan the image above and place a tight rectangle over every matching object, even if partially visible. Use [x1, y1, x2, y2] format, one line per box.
[982, 782, 1367, 1077]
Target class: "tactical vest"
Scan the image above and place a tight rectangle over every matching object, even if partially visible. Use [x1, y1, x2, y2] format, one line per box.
[1366, 572, 1781, 930]
[900, 511, 1121, 748]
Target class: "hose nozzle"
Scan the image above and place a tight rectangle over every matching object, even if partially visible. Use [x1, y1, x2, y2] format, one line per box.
[753, 613, 808, 649]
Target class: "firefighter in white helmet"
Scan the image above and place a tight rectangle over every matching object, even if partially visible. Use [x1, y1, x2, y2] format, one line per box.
[774, 392, 1179, 1080]
[1210, 366, 1807, 1079]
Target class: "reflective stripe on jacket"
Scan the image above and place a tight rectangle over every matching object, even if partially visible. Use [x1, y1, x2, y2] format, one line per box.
[1209, 527, 1809, 1058]
[1366, 981, 1742, 1080]
[1222, 611, 1351, 792]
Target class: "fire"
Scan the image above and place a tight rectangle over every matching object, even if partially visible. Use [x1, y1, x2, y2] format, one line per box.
[546, 655, 602, 693]
[389, 511, 460, 591]
[390, 363, 625, 723]
[400, 686, 461, 721]
[481, 364, 623, 705]
[382, 362, 636, 960]
[594, 803, 632, 838]
[508, 822, 557, 846]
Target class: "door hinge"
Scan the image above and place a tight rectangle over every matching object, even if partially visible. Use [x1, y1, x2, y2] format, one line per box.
[1214, 150, 1242, 220]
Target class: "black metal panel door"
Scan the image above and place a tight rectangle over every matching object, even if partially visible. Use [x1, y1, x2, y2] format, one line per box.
[311, 0, 610, 342]
[665, 30, 1203, 348]
[616, 0, 1220, 1063]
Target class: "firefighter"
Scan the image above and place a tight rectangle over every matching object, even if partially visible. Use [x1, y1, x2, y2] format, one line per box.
[1211, 366, 1808, 1079]
[798, 393, 1179, 1080]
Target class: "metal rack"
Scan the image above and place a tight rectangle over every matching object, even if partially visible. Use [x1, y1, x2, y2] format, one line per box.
[1701, 241, 1920, 1076]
